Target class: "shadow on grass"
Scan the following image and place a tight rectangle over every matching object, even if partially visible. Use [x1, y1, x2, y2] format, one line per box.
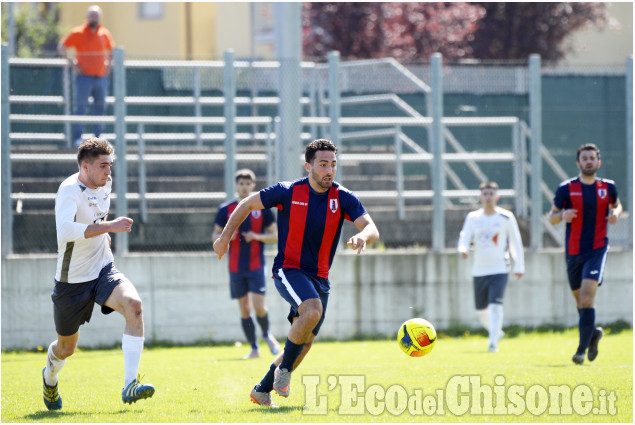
[24, 409, 128, 421]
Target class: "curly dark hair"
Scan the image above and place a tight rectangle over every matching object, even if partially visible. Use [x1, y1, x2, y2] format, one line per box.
[305, 139, 338, 164]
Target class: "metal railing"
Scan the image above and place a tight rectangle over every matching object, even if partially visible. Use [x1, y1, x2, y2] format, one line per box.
[6, 49, 603, 255]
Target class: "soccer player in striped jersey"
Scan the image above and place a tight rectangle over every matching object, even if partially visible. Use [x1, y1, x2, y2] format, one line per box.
[549, 143, 622, 365]
[213, 139, 379, 407]
[213, 169, 280, 359]
[458, 181, 525, 353]
[42, 138, 154, 410]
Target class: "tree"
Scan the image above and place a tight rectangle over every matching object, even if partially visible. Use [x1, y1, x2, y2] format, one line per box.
[302, 2, 609, 62]
[302, 2, 385, 60]
[1, 3, 60, 58]
[469, 3, 608, 61]
[303, 2, 484, 61]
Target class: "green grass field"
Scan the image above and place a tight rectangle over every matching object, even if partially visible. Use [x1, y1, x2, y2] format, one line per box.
[2, 329, 632, 423]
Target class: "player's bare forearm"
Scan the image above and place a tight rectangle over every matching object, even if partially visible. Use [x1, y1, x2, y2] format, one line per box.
[348, 214, 379, 254]
[608, 199, 623, 224]
[213, 193, 264, 259]
[84, 217, 133, 238]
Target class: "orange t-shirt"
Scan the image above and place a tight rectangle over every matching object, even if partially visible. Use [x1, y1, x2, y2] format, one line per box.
[61, 23, 115, 77]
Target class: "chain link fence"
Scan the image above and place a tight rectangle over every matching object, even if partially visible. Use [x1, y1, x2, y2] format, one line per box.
[6, 55, 631, 253]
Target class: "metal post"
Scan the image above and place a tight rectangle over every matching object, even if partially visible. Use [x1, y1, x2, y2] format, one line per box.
[328, 51, 341, 183]
[224, 50, 237, 201]
[193, 66, 202, 146]
[395, 126, 404, 221]
[430, 53, 445, 252]
[1, 44, 13, 256]
[529, 54, 543, 251]
[138, 123, 147, 224]
[265, 121, 274, 187]
[626, 56, 633, 246]
[63, 61, 72, 148]
[274, 2, 302, 181]
[520, 121, 529, 219]
[512, 122, 522, 218]
[274, 117, 281, 182]
[309, 66, 317, 138]
[113, 47, 128, 255]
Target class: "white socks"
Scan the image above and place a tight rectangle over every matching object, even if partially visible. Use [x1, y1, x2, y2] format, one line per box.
[476, 309, 489, 330]
[44, 342, 66, 387]
[488, 303, 504, 346]
[122, 334, 145, 387]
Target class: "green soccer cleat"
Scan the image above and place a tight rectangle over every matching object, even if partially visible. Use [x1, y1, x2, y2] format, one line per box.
[42, 367, 62, 411]
[122, 375, 155, 404]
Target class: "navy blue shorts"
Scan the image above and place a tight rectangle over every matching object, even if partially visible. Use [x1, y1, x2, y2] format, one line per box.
[229, 269, 267, 299]
[566, 246, 608, 291]
[51, 262, 124, 337]
[473, 273, 508, 310]
[273, 268, 330, 336]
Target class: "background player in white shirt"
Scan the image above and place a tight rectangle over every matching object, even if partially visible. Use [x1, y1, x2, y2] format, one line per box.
[457, 181, 525, 352]
[42, 138, 154, 410]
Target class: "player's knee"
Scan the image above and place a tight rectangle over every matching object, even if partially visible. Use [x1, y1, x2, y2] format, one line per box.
[125, 297, 143, 319]
[57, 343, 76, 359]
[579, 295, 594, 308]
[304, 306, 322, 325]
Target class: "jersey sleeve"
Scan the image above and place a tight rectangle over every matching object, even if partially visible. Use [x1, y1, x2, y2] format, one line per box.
[55, 186, 88, 245]
[214, 205, 228, 228]
[553, 183, 569, 209]
[609, 181, 619, 205]
[507, 213, 525, 274]
[341, 190, 367, 222]
[262, 208, 275, 227]
[259, 183, 287, 210]
[457, 215, 473, 252]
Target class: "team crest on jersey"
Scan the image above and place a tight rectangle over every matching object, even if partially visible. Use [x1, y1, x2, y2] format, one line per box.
[329, 198, 339, 213]
[251, 210, 262, 219]
[598, 188, 607, 199]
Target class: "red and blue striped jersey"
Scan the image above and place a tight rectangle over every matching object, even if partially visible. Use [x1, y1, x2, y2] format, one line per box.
[260, 178, 367, 278]
[215, 200, 275, 273]
[553, 177, 618, 256]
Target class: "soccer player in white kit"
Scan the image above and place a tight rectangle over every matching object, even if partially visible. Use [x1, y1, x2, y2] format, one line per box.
[42, 138, 154, 410]
[457, 181, 525, 352]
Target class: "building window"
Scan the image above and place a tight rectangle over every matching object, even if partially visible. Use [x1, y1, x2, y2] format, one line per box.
[139, 2, 163, 20]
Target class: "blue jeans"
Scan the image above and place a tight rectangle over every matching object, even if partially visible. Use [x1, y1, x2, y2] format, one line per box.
[73, 75, 109, 142]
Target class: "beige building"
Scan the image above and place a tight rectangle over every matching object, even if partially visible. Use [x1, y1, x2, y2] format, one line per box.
[57, 2, 264, 60]
[57, 2, 632, 63]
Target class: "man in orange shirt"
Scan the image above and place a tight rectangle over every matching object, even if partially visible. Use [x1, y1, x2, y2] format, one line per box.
[58, 5, 115, 147]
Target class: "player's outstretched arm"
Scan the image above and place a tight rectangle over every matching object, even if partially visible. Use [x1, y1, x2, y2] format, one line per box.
[213, 192, 265, 260]
[347, 214, 379, 255]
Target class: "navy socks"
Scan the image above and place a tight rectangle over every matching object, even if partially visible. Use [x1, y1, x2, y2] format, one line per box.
[279, 338, 305, 372]
[241, 317, 258, 350]
[577, 308, 596, 354]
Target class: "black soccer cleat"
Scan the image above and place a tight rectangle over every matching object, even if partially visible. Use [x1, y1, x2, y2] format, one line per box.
[572, 353, 585, 365]
[587, 327, 604, 362]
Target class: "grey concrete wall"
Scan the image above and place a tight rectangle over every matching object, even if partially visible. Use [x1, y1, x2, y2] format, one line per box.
[2, 249, 632, 350]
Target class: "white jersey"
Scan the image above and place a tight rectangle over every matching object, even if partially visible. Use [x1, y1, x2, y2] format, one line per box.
[55, 172, 114, 283]
[457, 206, 525, 277]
